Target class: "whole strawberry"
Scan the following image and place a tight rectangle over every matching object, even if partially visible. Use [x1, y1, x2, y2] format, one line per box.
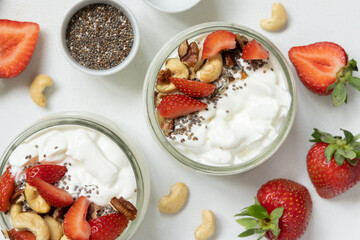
[307, 128, 360, 198]
[235, 179, 312, 240]
[288, 42, 360, 106]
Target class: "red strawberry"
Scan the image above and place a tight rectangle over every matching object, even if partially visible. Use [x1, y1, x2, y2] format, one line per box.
[169, 77, 216, 98]
[89, 213, 129, 240]
[241, 40, 269, 60]
[157, 94, 207, 119]
[7, 229, 36, 240]
[236, 179, 312, 240]
[0, 167, 15, 212]
[26, 164, 67, 184]
[307, 128, 360, 198]
[289, 42, 360, 106]
[29, 177, 73, 208]
[202, 30, 236, 60]
[0, 19, 40, 79]
[63, 196, 91, 240]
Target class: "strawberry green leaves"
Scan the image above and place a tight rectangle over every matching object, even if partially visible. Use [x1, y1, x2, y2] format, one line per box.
[235, 198, 284, 239]
[310, 128, 360, 166]
[328, 59, 360, 106]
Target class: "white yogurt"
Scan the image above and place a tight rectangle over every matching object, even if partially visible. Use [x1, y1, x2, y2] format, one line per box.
[165, 44, 291, 166]
[8, 126, 137, 206]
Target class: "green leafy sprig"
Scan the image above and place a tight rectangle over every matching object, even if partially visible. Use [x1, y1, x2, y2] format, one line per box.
[310, 128, 360, 166]
[235, 198, 284, 239]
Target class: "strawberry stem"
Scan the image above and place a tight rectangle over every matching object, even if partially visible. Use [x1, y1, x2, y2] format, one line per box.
[328, 59, 360, 106]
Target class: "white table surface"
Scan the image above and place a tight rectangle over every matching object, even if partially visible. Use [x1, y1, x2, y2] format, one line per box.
[1, 0, 360, 239]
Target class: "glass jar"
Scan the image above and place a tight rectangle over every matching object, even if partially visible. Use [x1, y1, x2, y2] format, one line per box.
[0, 112, 150, 240]
[143, 22, 297, 175]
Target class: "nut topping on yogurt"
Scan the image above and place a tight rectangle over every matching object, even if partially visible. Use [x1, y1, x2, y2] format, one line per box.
[154, 30, 291, 166]
[0, 125, 138, 240]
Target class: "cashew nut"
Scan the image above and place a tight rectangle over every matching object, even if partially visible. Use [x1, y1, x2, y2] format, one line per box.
[30, 74, 53, 107]
[165, 58, 189, 79]
[44, 216, 63, 240]
[158, 182, 188, 214]
[196, 53, 223, 83]
[194, 209, 216, 240]
[10, 204, 50, 240]
[60, 236, 70, 240]
[24, 184, 51, 214]
[260, 3, 287, 32]
[156, 69, 176, 93]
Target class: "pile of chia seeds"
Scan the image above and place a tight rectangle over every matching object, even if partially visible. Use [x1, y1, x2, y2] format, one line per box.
[65, 4, 134, 70]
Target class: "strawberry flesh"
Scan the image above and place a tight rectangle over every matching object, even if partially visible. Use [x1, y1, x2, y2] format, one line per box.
[157, 94, 207, 119]
[202, 30, 236, 60]
[26, 164, 67, 184]
[89, 213, 129, 240]
[63, 196, 91, 240]
[241, 40, 269, 60]
[307, 142, 360, 198]
[257, 179, 312, 240]
[29, 177, 74, 208]
[288, 42, 347, 95]
[8, 229, 36, 240]
[0, 167, 15, 212]
[169, 77, 216, 98]
[0, 19, 40, 79]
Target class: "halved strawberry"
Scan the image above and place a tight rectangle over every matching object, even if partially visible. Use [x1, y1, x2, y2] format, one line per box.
[7, 229, 36, 240]
[29, 177, 73, 208]
[63, 196, 91, 240]
[169, 77, 216, 98]
[0, 19, 40, 79]
[157, 94, 207, 119]
[202, 30, 236, 60]
[241, 40, 269, 60]
[0, 167, 15, 212]
[289, 42, 360, 106]
[26, 164, 67, 184]
[89, 213, 129, 240]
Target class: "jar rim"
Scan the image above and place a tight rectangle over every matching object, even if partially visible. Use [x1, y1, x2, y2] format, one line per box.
[143, 22, 297, 175]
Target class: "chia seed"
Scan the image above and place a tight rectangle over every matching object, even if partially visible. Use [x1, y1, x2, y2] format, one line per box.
[65, 4, 134, 70]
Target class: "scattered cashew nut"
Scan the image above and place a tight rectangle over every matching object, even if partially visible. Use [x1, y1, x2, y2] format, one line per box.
[158, 182, 188, 214]
[165, 58, 189, 79]
[60, 235, 70, 240]
[30, 74, 53, 107]
[194, 209, 216, 240]
[10, 204, 50, 240]
[24, 184, 51, 214]
[196, 53, 223, 83]
[44, 215, 63, 240]
[260, 2, 287, 32]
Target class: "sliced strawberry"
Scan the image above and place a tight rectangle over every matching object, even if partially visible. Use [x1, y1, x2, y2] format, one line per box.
[29, 177, 73, 208]
[26, 164, 67, 184]
[8, 229, 36, 240]
[0, 19, 40, 79]
[0, 167, 15, 212]
[241, 40, 269, 60]
[169, 77, 216, 98]
[202, 30, 236, 60]
[157, 94, 207, 119]
[89, 213, 129, 240]
[63, 196, 91, 240]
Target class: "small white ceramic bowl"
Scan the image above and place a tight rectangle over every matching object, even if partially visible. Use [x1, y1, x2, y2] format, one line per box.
[143, 0, 201, 13]
[59, 0, 140, 76]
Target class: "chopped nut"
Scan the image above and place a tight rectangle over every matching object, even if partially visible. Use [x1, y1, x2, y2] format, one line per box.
[235, 34, 249, 51]
[240, 70, 248, 80]
[110, 197, 137, 221]
[10, 189, 25, 204]
[223, 52, 235, 68]
[86, 202, 103, 221]
[178, 40, 189, 59]
[161, 118, 175, 136]
[156, 69, 176, 93]
[52, 207, 70, 222]
[180, 42, 199, 67]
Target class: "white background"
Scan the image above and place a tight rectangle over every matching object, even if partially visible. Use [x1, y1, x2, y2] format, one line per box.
[1, 0, 360, 239]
